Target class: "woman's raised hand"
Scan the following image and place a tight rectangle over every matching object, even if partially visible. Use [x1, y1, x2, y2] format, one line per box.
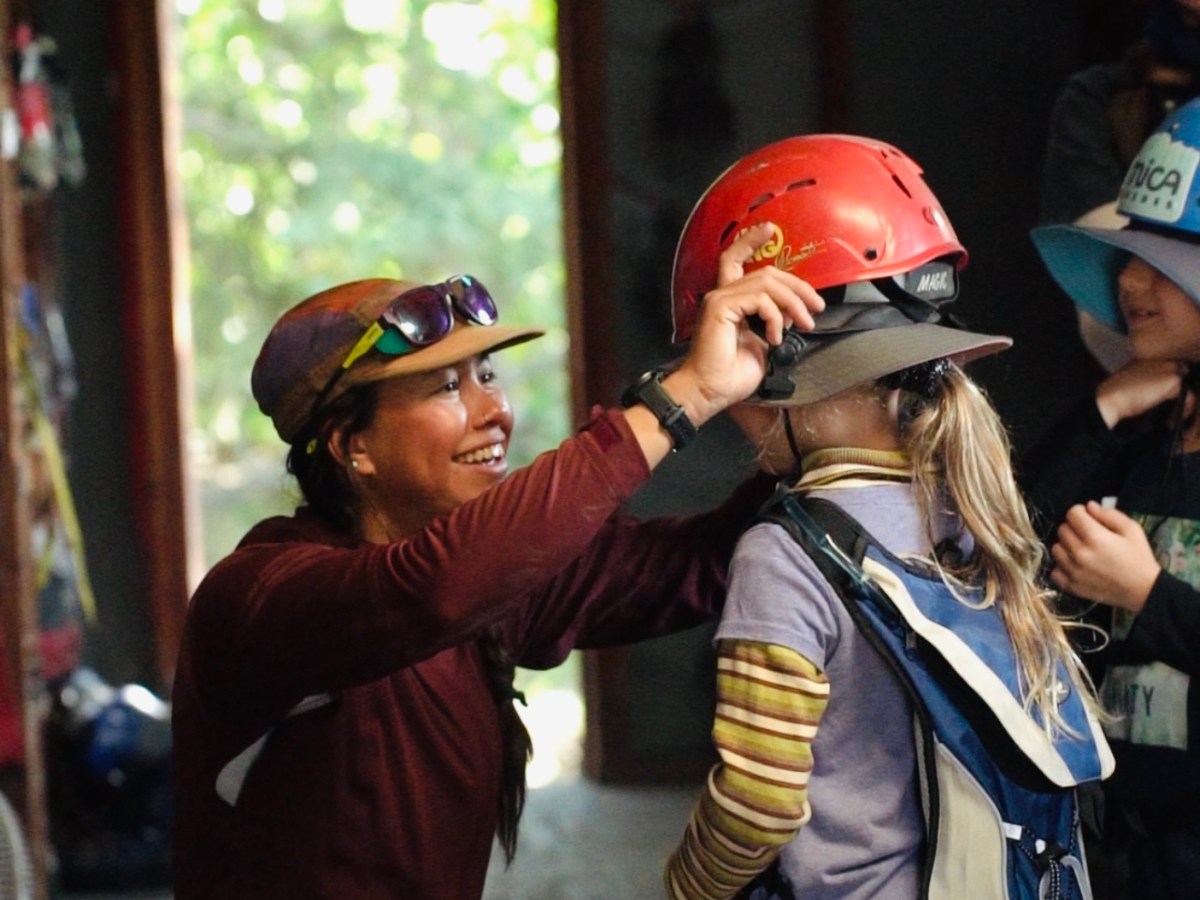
[664, 223, 825, 428]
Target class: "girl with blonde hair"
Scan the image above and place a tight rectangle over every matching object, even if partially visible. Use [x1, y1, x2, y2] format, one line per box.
[664, 135, 1112, 900]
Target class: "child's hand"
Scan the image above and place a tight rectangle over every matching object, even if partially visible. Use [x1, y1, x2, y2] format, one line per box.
[1049, 501, 1160, 612]
[1094, 359, 1186, 428]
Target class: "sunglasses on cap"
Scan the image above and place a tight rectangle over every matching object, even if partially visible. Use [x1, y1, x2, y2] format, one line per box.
[304, 274, 498, 449]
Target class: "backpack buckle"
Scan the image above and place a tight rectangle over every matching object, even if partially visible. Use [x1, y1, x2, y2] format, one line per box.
[1034, 839, 1068, 867]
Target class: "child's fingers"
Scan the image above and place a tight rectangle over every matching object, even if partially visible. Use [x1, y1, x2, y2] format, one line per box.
[1052, 526, 1083, 570]
[1083, 500, 1138, 536]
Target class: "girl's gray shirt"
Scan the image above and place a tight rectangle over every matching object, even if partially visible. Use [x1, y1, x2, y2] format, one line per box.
[717, 482, 966, 900]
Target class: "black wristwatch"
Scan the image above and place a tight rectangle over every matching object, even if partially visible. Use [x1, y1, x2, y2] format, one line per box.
[620, 368, 697, 451]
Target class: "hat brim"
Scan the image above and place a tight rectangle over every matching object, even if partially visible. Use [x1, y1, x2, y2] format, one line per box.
[751, 323, 1012, 407]
[345, 322, 545, 391]
[1031, 224, 1200, 331]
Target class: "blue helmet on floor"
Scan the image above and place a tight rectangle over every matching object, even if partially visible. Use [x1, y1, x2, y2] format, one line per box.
[1032, 96, 1200, 331]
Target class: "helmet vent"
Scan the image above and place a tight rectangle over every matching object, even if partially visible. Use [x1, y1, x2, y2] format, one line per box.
[785, 179, 817, 192]
[748, 192, 775, 211]
[719, 221, 739, 245]
[892, 174, 913, 199]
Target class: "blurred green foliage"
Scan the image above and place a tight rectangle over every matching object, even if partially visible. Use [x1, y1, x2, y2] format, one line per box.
[176, 0, 569, 566]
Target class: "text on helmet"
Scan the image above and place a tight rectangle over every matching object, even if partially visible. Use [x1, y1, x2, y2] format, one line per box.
[739, 223, 825, 272]
[1120, 131, 1200, 225]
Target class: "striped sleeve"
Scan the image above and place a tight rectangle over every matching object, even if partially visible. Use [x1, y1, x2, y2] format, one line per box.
[664, 639, 829, 900]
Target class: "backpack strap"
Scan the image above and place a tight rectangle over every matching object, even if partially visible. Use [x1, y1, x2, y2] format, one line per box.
[758, 492, 878, 604]
[759, 492, 924, 654]
[758, 490, 1107, 900]
[764, 490, 1112, 782]
[759, 490, 948, 896]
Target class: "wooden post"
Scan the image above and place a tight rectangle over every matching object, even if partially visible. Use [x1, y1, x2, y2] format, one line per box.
[112, 0, 197, 688]
[0, 7, 51, 896]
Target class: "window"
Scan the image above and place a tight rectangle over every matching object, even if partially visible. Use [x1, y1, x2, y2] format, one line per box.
[174, 0, 570, 564]
[174, 0, 581, 785]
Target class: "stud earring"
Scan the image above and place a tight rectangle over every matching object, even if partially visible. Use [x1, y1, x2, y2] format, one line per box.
[350, 459, 360, 470]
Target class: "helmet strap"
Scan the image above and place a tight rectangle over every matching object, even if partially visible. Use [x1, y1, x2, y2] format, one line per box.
[843, 257, 962, 328]
[872, 280, 939, 322]
[757, 327, 810, 400]
[782, 407, 804, 471]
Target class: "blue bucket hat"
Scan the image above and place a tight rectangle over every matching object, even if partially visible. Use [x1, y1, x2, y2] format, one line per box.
[1031, 97, 1200, 331]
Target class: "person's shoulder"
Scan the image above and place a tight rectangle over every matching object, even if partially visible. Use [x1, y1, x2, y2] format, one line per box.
[811, 484, 915, 525]
[189, 508, 351, 609]
[1056, 62, 1125, 105]
[1056, 47, 1150, 103]
[233, 506, 347, 550]
[730, 520, 813, 582]
[737, 518, 794, 550]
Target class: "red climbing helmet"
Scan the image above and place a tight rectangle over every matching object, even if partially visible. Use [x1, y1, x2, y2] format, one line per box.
[670, 134, 968, 341]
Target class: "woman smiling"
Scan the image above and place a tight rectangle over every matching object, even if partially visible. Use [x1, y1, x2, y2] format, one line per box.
[169, 234, 823, 899]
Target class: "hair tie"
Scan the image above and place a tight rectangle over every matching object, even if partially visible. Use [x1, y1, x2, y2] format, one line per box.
[882, 357, 950, 399]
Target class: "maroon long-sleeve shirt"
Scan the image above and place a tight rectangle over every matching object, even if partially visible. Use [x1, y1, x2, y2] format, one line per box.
[172, 408, 770, 899]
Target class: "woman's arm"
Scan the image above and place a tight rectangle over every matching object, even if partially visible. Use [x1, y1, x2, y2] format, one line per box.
[188, 407, 663, 704]
[187, 228, 826, 711]
[501, 471, 779, 668]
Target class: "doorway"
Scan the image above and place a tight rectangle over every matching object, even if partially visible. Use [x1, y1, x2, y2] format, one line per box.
[172, 0, 583, 785]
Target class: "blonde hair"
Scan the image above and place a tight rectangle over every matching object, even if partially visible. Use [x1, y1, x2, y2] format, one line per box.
[899, 364, 1099, 734]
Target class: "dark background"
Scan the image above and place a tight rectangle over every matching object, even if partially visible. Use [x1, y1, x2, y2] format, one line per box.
[31, 0, 1147, 769]
[587, 0, 1143, 775]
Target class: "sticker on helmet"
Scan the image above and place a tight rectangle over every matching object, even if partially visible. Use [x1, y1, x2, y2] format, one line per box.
[746, 223, 785, 262]
[899, 261, 958, 302]
[740, 223, 825, 272]
[1119, 131, 1200, 225]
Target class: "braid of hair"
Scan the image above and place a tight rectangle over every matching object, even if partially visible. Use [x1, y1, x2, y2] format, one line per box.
[479, 627, 532, 865]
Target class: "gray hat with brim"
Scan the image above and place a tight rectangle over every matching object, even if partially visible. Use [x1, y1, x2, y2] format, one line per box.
[751, 322, 1012, 407]
[1031, 223, 1200, 332]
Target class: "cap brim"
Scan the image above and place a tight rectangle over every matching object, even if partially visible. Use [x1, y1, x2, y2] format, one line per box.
[347, 322, 545, 389]
[1031, 224, 1200, 331]
[751, 323, 1012, 407]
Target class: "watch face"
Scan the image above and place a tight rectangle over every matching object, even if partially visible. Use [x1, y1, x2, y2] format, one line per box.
[622, 369, 663, 408]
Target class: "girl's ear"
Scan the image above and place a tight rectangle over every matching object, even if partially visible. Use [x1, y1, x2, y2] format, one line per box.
[884, 384, 904, 420]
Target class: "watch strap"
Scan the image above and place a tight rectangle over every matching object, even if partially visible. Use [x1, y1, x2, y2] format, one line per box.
[620, 369, 697, 451]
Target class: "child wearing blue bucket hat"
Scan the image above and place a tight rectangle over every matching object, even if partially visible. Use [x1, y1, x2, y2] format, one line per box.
[1030, 94, 1200, 900]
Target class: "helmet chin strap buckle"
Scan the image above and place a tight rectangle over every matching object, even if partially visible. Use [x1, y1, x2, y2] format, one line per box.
[756, 326, 808, 400]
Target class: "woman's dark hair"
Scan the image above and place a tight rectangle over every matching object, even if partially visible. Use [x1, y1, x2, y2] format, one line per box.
[286, 381, 534, 863]
[286, 384, 381, 533]
[481, 628, 533, 865]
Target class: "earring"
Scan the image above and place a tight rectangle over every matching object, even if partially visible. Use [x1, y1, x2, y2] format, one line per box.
[350, 459, 359, 470]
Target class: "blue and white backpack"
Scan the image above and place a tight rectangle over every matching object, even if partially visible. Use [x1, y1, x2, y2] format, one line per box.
[753, 492, 1114, 900]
